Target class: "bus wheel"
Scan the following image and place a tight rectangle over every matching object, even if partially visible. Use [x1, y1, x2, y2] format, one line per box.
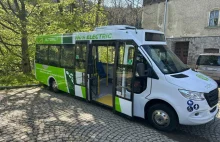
[51, 80, 59, 93]
[147, 103, 178, 131]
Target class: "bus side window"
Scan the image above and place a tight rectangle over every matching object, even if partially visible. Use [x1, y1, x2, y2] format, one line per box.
[75, 43, 87, 86]
[134, 51, 148, 94]
[36, 45, 48, 65]
[60, 45, 74, 68]
[75, 44, 87, 72]
[48, 45, 60, 67]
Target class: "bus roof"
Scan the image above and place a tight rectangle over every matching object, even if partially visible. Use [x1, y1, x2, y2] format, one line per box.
[36, 25, 166, 46]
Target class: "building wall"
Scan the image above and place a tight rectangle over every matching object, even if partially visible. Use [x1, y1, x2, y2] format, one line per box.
[142, 0, 220, 67]
[167, 36, 220, 67]
[142, 0, 220, 37]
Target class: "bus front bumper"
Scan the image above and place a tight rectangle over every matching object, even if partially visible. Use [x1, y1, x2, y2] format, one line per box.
[178, 105, 219, 125]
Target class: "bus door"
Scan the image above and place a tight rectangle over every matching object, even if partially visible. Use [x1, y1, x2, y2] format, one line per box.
[87, 44, 98, 102]
[113, 42, 136, 117]
[74, 41, 89, 100]
[88, 41, 116, 107]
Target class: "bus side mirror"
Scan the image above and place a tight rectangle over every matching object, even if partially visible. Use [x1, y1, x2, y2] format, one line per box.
[136, 63, 147, 77]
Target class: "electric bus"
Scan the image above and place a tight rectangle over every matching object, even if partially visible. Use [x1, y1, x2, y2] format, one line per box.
[35, 25, 219, 131]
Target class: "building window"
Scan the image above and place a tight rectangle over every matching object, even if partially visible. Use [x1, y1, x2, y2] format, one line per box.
[204, 48, 219, 53]
[209, 10, 219, 27]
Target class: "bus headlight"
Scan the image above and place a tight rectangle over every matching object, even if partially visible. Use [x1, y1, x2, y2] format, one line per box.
[179, 89, 205, 101]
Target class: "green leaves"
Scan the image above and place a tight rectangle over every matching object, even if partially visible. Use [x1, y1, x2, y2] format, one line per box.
[0, 0, 107, 86]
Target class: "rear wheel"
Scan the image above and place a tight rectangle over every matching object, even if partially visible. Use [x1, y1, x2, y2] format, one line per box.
[50, 80, 59, 93]
[147, 103, 178, 131]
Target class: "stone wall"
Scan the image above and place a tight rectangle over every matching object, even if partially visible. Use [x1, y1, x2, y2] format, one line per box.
[167, 36, 220, 67]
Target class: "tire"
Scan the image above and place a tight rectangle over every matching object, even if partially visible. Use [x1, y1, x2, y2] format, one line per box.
[147, 103, 178, 132]
[50, 80, 59, 93]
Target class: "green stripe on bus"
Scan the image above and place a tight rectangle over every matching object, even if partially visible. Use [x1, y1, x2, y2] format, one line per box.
[81, 86, 86, 99]
[115, 97, 121, 112]
[36, 34, 62, 44]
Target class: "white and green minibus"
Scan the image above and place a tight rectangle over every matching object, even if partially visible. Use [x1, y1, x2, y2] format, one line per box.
[35, 25, 219, 131]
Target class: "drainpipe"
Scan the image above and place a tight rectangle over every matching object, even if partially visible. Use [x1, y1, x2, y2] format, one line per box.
[163, 0, 168, 35]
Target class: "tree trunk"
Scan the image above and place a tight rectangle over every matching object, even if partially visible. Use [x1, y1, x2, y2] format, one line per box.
[21, 31, 31, 74]
[95, 0, 102, 26]
[20, 0, 31, 74]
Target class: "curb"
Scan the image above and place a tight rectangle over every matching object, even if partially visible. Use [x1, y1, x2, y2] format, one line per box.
[0, 84, 41, 90]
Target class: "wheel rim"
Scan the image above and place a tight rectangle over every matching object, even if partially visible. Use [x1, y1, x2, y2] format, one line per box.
[152, 110, 170, 127]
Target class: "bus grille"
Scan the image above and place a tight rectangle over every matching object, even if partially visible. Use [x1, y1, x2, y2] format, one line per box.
[204, 88, 219, 108]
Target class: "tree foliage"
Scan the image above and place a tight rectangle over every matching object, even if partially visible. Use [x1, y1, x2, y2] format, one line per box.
[0, 0, 107, 86]
[104, 0, 142, 28]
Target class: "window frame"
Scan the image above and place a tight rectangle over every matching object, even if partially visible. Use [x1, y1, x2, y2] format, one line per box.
[209, 10, 219, 27]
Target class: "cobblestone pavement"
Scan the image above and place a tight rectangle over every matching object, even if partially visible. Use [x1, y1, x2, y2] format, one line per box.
[0, 87, 219, 142]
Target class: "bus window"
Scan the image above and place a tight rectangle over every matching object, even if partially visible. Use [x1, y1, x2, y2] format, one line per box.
[127, 47, 134, 65]
[60, 45, 74, 68]
[75, 43, 87, 86]
[116, 43, 135, 99]
[48, 45, 60, 67]
[75, 44, 86, 71]
[124, 47, 135, 93]
[36, 45, 48, 65]
[98, 46, 115, 64]
[134, 50, 148, 93]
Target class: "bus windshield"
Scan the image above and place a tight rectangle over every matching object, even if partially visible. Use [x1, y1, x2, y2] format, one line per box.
[142, 45, 189, 74]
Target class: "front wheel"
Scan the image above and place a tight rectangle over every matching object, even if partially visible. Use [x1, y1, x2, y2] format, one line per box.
[147, 103, 178, 131]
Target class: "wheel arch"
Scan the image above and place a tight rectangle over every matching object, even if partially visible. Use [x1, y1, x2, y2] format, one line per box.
[47, 76, 57, 86]
[144, 99, 179, 123]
